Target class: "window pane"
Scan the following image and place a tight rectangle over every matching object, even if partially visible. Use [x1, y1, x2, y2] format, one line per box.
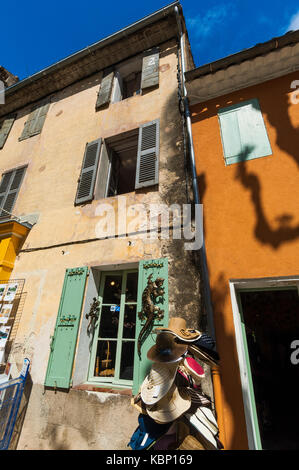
[123, 304, 136, 339]
[94, 340, 116, 377]
[99, 306, 119, 338]
[126, 272, 138, 302]
[119, 342, 135, 380]
[102, 275, 122, 304]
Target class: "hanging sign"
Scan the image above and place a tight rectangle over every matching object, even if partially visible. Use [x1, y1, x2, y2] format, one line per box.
[0, 304, 13, 325]
[0, 326, 11, 364]
[4, 283, 18, 302]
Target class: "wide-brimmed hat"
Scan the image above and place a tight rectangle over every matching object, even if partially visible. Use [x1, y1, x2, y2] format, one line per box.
[184, 356, 205, 383]
[128, 413, 172, 450]
[147, 332, 188, 363]
[185, 406, 220, 450]
[188, 343, 219, 367]
[141, 362, 178, 405]
[155, 317, 202, 342]
[177, 435, 205, 450]
[186, 387, 212, 408]
[146, 383, 191, 424]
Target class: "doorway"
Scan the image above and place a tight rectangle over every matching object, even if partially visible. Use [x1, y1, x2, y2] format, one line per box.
[236, 287, 299, 449]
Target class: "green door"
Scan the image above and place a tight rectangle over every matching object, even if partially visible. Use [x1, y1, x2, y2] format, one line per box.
[44, 267, 88, 389]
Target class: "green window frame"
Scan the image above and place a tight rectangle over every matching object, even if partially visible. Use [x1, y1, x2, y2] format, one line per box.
[218, 98, 272, 165]
[87, 269, 138, 387]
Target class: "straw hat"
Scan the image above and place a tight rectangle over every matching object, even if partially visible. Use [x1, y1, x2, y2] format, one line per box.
[186, 387, 212, 408]
[177, 435, 205, 450]
[183, 356, 205, 383]
[155, 317, 202, 342]
[147, 332, 188, 363]
[188, 344, 219, 367]
[141, 362, 178, 405]
[185, 406, 219, 450]
[146, 383, 191, 424]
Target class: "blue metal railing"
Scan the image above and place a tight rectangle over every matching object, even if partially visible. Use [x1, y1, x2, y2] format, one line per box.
[0, 359, 30, 450]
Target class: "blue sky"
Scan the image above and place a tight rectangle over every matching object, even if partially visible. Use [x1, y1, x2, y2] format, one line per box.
[2, 0, 299, 80]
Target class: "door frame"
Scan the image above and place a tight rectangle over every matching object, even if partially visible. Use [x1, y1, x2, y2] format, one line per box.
[229, 275, 299, 450]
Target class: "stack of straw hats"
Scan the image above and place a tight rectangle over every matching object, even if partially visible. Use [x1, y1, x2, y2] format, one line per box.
[128, 318, 223, 451]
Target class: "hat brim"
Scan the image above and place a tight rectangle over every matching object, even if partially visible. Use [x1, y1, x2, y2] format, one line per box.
[154, 327, 202, 342]
[188, 345, 219, 367]
[146, 385, 191, 424]
[141, 363, 179, 405]
[147, 343, 187, 363]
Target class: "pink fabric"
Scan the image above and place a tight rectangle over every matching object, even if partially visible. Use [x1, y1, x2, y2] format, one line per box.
[185, 356, 205, 377]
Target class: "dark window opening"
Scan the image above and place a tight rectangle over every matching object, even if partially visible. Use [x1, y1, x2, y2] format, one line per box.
[105, 129, 139, 197]
[240, 288, 299, 449]
[122, 72, 142, 99]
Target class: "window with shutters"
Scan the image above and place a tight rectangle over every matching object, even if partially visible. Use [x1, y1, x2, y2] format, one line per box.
[0, 166, 27, 219]
[19, 100, 50, 141]
[96, 48, 159, 109]
[218, 98, 272, 165]
[74, 119, 159, 205]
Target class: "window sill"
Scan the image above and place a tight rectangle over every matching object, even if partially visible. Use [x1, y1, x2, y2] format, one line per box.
[72, 382, 133, 396]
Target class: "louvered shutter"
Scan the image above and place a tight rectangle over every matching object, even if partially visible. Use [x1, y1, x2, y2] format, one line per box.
[75, 138, 102, 205]
[0, 115, 16, 149]
[19, 101, 50, 141]
[0, 166, 26, 218]
[135, 119, 159, 189]
[141, 48, 159, 90]
[132, 258, 168, 395]
[44, 267, 88, 389]
[96, 69, 114, 109]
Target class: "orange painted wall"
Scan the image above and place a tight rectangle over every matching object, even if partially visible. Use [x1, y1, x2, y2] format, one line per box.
[190, 71, 299, 449]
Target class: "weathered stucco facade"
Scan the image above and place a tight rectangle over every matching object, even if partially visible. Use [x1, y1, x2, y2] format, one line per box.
[0, 5, 212, 450]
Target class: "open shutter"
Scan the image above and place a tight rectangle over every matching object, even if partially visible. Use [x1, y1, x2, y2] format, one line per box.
[141, 48, 159, 90]
[0, 115, 16, 149]
[0, 166, 26, 218]
[135, 119, 159, 189]
[218, 99, 272, 165]
[44, 267, 88, 389]
[75, 138, 102, 205]
[19, 101, 50, 140]
[96, 68, 114, 109]
[132, 258, 168, 395]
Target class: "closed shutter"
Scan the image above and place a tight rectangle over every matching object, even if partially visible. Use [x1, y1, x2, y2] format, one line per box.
[135, 119, 159, 189]
[132, 258, 168, 395]
[19, 101, 50, 141]
[75, 138, 102, 205]
[0, 115, 16, 149]
[44, 267, 89, 389]
[96, 68, 114, 109]
[141, 48, 159, 90]
[0, 166, 26, 218]
[218, 98, 272, 165]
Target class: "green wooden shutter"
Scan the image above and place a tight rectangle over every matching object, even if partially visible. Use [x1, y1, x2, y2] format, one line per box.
[0, 115, 16, 149]
[44, 267, 88, 389]
[218, 98, 272, 165]
[96, 68, 114, 109]
[135, 119, 159, 189]
[19, 101, 50, 141]
[75, 138, 102, 205]
[0, 166, 26, 218]
[132, 258, 168, 395]
[141, 48, 159, 90]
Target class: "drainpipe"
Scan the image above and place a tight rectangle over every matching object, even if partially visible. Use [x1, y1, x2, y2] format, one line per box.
[174, 6, 226, 448]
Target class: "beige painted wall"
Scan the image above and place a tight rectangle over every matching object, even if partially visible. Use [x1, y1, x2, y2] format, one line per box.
[1, 39, 206, 450]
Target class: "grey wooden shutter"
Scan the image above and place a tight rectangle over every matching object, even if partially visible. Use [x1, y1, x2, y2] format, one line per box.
[19, 101, 50, 141]
[75, 138, 102, 205]
[96, 69, 114, 109]
[135, 119, 159, 189]
[141, 48, 159, 90]
[0, 166, 26, 218]
[0, 115, 16, 149]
